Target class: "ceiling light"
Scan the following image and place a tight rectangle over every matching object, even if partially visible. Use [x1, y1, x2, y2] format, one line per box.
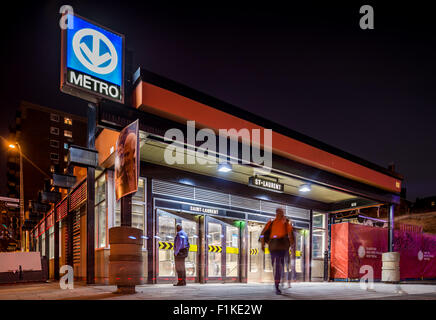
[298, 184, 311, 193]
[217, 162, 232, 173]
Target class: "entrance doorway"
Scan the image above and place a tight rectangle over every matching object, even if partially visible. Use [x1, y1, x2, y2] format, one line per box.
[247, 221, 308, 283]
[205, 216, 241, 282]
[247, 222, 273, 283]
[156, 209, 199, 283]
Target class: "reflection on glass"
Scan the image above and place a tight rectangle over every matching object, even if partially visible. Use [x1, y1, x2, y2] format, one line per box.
[264, 251, 273, 272]
[313, 213, 325, 228]
[49, 227, 54, 259]
[132, 179, 145, 202]
[295, 231, 305, 273]
[115, 178, 146, 247]
[158, 213, 176, 277]
[41, 233, 46, 256]
[249, 228, 259, 273]
[95, 174, 106, 204]
[226, 225, 239, 277]
[312, 229, 325, 258]
[94, 202, 107, 248]
[132, 204, 145, 231]
[208, 222, 221, 277]
[182, 220, 198, 276]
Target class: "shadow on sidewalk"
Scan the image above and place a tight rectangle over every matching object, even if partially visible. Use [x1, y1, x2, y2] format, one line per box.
[60, 292, 133, 300]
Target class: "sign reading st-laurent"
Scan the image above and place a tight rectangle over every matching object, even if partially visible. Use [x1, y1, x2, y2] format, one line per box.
[248, 176, 284, 193]
[60, 13, 124, 103]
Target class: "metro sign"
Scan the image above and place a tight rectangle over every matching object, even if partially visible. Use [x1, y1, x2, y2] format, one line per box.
[60, 13, 124, 103]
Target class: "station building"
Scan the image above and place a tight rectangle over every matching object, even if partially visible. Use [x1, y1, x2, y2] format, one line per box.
[32, 68, 403, 284]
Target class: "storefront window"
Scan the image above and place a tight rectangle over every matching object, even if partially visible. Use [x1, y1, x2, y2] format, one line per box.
[95, 203, 107, 248]
[49, 227, 54, 259]
[41, 233, 46, 256]
[95, 174, 107, 248]
[313, 213, 325, 229]
[312, 212, 326, 259]
[96, 176, 106, 204]
[312, 229, 325, 259]
[115, 178, 146, 248]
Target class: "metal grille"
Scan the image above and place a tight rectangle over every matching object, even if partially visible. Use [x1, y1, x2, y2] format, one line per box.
[260, 201, 286, 214]
[153, 179, 310, 220]
[45, 210, 54, 230]
[194, 188, 230, 206]
[72, 210, 81, 265]
[56, 198, 68, 222]
[399, 223, 423, 233]
[152, 180, 194, 200]
[70, 181, 87, 211]
[230, 195, 261, 211]
[286, 205, 310, 219]
[39, 220, 45, 237]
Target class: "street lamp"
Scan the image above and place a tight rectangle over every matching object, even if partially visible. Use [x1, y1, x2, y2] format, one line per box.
[8, 142, 25, 251]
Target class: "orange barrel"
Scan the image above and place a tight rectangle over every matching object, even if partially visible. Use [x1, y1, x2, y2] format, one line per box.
[109, 227, 144, 291]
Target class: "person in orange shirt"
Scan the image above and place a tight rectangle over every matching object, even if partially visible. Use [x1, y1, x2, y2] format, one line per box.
[260, 208, 294, 294]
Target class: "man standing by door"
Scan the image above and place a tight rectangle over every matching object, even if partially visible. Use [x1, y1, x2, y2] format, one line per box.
[260, 208, 293, 295]
[174, 224, 189, 286]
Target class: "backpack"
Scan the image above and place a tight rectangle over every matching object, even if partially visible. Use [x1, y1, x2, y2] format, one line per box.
[259, 220, 273, 243]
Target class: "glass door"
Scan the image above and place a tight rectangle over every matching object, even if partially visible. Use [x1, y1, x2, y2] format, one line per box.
[205, 216, 241, 282]
[247, 222, 274, 283]
[293, 229, 307, 281]
[157, 210, 176, 278]
[156, 209, 199, 282]
[206, 221, 222, 279]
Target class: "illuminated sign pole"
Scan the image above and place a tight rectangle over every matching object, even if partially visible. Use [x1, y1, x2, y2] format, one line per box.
[60, 12, 125, 285]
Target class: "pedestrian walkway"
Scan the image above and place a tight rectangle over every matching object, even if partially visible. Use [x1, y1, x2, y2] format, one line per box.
[0, 282, 435, 300]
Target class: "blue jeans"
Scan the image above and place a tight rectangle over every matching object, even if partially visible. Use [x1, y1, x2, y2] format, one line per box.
[270, 250, 286, 287]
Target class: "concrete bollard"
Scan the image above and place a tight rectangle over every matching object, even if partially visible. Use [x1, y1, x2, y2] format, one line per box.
[109, 227, 144, 294]
[382, 252, 400, 283]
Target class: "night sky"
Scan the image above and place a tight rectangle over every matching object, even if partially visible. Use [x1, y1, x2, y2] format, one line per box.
[0, 1, 435, 201]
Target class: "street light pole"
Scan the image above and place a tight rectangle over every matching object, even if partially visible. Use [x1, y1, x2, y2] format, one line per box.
[17, 143, 25, 252]
[9, 142, 25, 251]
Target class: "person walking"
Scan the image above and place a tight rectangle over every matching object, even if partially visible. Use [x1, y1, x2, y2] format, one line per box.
[260, 208, 294, 294]
[174, 224, 189, 286]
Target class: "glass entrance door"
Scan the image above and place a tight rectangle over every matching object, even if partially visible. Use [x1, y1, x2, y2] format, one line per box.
[205, 216, 241, 282]
[156, 209, 199, 282]
[293, 229, 307, 281]
[247, 222, 274, 283]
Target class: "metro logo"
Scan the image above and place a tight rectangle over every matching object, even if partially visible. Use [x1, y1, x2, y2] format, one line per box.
[61, 13, 124, 103]
[67, 69, 121, 100]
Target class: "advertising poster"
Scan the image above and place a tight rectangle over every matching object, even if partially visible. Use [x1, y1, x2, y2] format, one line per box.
[332, 222, 436, 280]
[394, 230, 436, 279]
[115, 120, 139, 201]
[331, 223, 387, 280]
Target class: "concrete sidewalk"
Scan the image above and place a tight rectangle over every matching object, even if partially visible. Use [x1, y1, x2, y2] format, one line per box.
[0, 281, 435, 300]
